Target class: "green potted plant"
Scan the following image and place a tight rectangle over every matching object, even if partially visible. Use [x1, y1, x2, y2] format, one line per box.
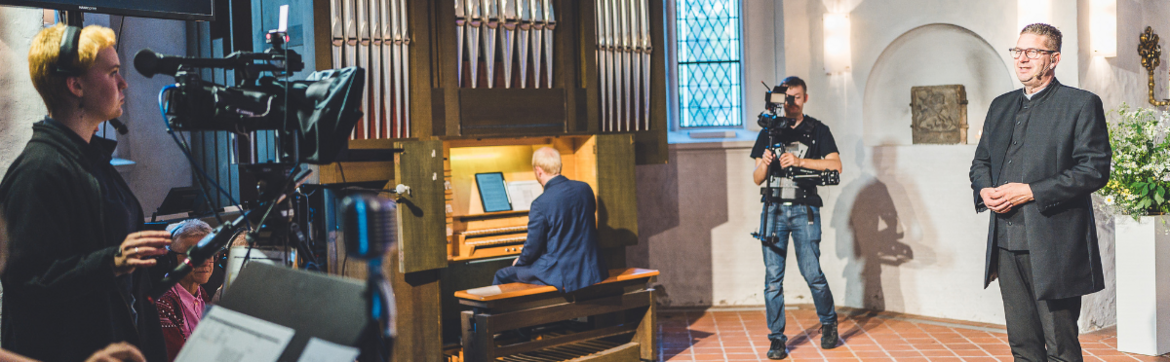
[1102, 103, 1170, 356]
[1098, 103, 1170, 218]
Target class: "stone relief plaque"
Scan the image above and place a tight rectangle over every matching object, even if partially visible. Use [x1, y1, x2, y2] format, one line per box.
[910, 84, 968, 144]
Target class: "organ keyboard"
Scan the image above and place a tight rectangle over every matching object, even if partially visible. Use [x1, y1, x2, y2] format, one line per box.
[450, 212, 530, 261]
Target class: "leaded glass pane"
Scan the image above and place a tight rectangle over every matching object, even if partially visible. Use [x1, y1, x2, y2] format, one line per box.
[677, 0, 741, 128]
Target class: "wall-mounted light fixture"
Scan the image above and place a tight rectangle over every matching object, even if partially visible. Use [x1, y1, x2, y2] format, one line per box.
[824, 13, 851, 74]
[1091, 0, 1117, 57]
[1017, 0, 1051, 32]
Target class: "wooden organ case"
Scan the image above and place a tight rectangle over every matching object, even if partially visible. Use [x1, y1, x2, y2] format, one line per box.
[248, 0, 667, 360]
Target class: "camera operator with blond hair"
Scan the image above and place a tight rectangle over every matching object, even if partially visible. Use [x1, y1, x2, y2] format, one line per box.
[0, 24, 169, 361]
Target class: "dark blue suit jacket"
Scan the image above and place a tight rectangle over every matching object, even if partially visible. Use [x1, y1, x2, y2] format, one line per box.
[514, 175, 606, 292]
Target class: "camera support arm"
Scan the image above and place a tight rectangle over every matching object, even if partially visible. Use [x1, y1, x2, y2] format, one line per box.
[148, 168, 313, 299]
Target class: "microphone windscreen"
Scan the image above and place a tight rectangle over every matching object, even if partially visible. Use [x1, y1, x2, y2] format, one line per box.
[341, 194, 397, 259]
[133, 49, 162, 78]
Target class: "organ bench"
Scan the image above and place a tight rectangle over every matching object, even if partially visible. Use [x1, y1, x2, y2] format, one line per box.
[455, 268, 659, 361]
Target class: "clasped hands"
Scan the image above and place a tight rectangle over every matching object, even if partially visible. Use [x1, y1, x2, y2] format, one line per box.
[980, 183, 1034, 213]
[760, 149, 804, 168]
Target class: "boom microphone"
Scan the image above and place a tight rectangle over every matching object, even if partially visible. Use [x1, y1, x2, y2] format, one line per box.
[134, 48, 244, 78]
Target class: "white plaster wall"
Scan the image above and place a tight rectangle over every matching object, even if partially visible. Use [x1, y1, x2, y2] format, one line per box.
[0, 9, 190, 213]
[0, 7, 49, 175]
[862, 24, 1015, 146]
[634, 0, 1146, 330]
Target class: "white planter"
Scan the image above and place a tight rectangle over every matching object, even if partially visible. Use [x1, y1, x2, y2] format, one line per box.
[1115, 214, 1170, 356]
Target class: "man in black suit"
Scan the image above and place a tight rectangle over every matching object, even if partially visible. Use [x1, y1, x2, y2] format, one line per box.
[493, 147, 606, 293]
[970, 23, 1110, 362]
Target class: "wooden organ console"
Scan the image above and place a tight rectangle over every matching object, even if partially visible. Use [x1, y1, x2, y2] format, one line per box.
[443, 135, 632, 263]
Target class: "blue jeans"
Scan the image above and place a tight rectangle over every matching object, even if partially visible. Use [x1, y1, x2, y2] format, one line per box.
[757, 203, 837, 343]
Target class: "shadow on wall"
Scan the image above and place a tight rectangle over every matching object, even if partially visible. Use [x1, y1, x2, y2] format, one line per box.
[597, 198, 637, 269]
[630, 147, 727, 307]
[834, 144, 936, 312]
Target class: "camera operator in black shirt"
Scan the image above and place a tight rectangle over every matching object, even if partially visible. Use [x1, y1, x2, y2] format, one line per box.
[749, 76, 842, 360]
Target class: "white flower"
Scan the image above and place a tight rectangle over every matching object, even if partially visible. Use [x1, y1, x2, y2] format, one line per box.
[1105, 195, 1115, 205]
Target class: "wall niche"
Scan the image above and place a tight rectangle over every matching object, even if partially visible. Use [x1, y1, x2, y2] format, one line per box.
[863, 23, 1013, 146]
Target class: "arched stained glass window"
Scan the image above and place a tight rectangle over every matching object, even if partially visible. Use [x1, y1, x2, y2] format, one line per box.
[676, 0, 741, 128]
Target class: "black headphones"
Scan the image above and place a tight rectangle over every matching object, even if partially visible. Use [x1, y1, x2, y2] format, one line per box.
[54, 25, 83, 77]
[53, 25, 131, 135]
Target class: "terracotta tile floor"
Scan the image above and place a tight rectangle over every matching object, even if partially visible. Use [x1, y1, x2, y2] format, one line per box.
[658, 306, 1170, 362]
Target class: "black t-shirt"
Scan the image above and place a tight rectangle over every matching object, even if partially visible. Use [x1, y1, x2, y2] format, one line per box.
[749, 115, 839, 207]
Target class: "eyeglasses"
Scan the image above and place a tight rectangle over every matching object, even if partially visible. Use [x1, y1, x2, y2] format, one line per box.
[171, 249, 228, 263]
[1009, 47, 1058, 59]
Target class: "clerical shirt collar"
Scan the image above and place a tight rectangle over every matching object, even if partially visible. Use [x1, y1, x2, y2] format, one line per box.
[1024, 84, 1050, 100]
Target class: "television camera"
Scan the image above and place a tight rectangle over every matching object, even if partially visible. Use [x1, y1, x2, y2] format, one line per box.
[135, 29, 364, 165]
[138, 13, 392, 360]
[756, 83, 840, 186]
[137, 27, 365, 294]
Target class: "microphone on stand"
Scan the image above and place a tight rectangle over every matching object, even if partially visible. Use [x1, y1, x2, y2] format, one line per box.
[341, 193, 398, 361]
[342, 194, 398, 259]
[149, 217, 245, 299]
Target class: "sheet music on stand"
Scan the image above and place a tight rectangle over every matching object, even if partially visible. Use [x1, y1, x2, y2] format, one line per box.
[506, 180, 543, 211]
[176, 263, 368, 362]
[175, 307, 296, 362]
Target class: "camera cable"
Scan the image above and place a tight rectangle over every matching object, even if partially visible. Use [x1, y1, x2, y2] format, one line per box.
[158, 85, 247, 227]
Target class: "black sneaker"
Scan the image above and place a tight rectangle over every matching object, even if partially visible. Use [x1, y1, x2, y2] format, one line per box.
[821, 323, 839, 349]
[766, 339, 788, 360]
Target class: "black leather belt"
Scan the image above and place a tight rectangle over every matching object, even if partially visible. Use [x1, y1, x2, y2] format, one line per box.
[761, 188, 817, 225]
[760, 187, 816, 202]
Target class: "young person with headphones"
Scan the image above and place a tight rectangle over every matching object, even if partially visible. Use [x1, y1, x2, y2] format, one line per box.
[0, 24, 170, 361]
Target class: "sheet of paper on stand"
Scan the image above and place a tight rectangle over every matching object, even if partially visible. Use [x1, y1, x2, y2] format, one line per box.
[295, 337, 361, 362]
[175, 306, 295, 362]
[506, 180, 543, 211]
[224, 246, 287, 291]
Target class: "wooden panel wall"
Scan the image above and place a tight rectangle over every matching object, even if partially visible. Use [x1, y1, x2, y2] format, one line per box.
[594, 134, 638, 248]
[393, 140, 448, 273]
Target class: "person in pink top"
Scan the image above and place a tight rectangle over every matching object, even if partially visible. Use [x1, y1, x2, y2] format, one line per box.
[154, 219, 216, 361]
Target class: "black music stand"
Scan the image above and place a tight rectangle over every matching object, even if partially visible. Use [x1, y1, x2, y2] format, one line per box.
[216, 263, 370, 361]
